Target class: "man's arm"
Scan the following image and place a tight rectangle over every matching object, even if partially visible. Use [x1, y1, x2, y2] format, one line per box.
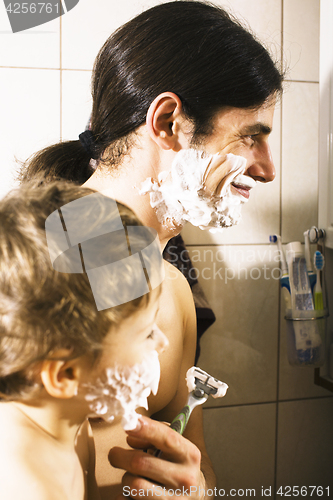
[110, 264, 216, 498]
[76, 419, 101, 500]
[153, 264, 216, 493]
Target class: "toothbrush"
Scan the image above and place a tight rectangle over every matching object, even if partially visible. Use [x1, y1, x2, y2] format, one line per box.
[269, 234, 289, 289]
[304, 230, 316, 290]
[313, 251, 325, 310]
[269, 235, 291, 308]
[153, 367, 228, 457]
[303, 230, 313, 272]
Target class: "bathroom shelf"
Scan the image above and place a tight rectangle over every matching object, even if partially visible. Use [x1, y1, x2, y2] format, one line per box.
[314, 369, 333, 392]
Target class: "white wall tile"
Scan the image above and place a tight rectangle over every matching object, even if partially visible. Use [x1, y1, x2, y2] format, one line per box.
[203, 404, 276, 491]
[220, 0, 282, 65]
[283, 0, 320, 82]
[0, 68, 60, 198]
[61, 70, 92, 141]
[61, 0, 168, 70]
[281, 82, 319, 243]
[188, 245, 279, 406]
[0, 6, 60, 68]
[276, 398, 333, 488]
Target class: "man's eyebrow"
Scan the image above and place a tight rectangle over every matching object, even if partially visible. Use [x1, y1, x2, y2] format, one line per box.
[240, 123, 272, 136]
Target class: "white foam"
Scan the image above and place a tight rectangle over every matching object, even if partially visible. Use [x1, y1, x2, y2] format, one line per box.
[139, 150, 252, 232]
[186, 367, 228, 398]
[83, 350, 160, 431]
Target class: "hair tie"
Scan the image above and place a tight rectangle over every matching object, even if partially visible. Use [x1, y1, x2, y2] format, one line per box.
[79, 130, 99, 160]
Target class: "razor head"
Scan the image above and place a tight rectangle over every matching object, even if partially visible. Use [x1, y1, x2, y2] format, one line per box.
[186, 367, 228, 399]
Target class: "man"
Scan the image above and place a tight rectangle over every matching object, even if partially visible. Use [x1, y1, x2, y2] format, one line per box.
[21, 2, 283, 497]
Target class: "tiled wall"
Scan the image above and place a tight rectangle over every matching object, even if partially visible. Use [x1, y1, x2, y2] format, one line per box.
[0, 0, 332, 496]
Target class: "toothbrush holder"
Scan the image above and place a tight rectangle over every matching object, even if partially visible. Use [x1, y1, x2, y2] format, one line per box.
[285, 309, 329, 367]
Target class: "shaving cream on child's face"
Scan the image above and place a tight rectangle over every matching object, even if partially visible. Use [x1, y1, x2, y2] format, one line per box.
[139, 150, 256, 232]
[83, 349, 161, 431]
[82, 313, 167, 431]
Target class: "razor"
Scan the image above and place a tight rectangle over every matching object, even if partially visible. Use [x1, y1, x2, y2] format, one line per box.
[154, 366, 228, 457]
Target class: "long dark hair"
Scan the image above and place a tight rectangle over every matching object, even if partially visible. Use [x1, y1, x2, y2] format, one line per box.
[20, 1, 283, 184]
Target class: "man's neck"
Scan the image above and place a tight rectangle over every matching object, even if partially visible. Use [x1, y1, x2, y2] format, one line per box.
[83, 129, 183, 250]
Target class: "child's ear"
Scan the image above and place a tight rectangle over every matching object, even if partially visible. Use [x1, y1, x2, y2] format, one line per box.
[146, 92, 185, 151]
[40, 349, 83, 399]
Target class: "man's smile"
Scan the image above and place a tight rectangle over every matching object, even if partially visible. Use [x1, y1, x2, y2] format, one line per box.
[230, 174, 256, 200]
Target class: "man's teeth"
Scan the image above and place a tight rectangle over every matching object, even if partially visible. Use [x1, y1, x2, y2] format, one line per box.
[231, 174, 256, 189]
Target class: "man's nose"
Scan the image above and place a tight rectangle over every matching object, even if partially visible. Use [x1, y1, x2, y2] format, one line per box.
[246, 142, 276, 183]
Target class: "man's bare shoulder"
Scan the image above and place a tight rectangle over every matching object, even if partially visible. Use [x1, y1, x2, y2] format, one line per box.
[163, 259, 194, 304]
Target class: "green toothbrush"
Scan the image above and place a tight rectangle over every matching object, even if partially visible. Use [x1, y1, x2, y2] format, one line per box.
[313, 251, 325, 310]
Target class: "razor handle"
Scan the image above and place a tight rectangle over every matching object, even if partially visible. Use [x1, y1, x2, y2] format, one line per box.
[153, 405, 191, 458]
[169, 405, 191, 435]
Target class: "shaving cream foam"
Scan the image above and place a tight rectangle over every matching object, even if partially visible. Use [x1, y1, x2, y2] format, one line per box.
[139, 150, 254, 232]
[186, 367, 228, 398]
[83, 350, 160, 431]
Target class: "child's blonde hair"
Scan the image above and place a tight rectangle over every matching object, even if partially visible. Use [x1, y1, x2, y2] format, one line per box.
[0, 180, 161, 401]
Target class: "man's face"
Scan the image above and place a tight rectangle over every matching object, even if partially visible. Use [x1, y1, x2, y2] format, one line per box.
[140, 98, 276, 232]
[199, 98, 276, 200]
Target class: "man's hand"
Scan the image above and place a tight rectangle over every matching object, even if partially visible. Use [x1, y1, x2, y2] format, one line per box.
[109, 416, 207, 499]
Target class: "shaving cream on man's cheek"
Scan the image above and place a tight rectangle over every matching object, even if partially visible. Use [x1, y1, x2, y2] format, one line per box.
[139, 149, 255, 232]
[82, 350, 161, 431]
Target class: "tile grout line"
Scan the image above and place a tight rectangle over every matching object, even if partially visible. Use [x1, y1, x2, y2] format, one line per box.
[202, 394, 333, 411]
[284, 79, 319, 84]
[0, 66, 91, 71]
[185, 242, 283, 247]
[0, 66, 60, 70]
[273, 2, 285, 496]
[59, 1, 62, 142]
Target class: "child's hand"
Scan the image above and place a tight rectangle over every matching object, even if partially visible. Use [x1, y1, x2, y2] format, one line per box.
[109, 416, 206, 500]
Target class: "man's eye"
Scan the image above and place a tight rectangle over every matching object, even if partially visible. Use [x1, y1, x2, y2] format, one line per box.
[243, 135, 256, 147]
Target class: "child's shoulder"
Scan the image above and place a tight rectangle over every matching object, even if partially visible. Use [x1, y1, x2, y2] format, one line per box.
[0, 404, 52, 498]
[0, 466, 55, 500]
[0, 403, 90, 500]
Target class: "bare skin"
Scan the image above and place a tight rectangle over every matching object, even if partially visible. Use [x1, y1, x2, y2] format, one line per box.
[92, 260, 205, 499]
[0, 301, 167, 500]
[85, 93, 276, 499]
[0, 396, 98, 500]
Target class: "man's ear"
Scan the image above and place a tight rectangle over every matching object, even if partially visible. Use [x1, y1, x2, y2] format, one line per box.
[146, 92, 184, 150]
[40, 349, 82, 399]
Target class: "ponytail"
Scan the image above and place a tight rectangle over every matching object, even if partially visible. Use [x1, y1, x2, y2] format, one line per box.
[19, 140, 95, 184]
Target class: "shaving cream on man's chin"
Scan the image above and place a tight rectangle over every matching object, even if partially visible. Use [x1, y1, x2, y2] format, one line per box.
[139, 149, 252, 232]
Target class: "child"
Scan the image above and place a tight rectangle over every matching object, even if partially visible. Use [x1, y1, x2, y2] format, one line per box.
[0, 180, 168, 500]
